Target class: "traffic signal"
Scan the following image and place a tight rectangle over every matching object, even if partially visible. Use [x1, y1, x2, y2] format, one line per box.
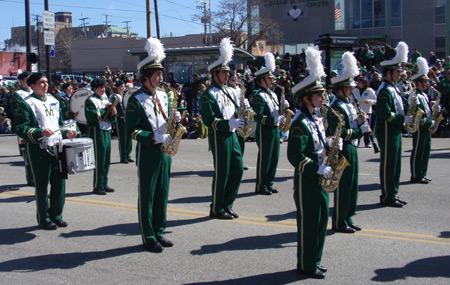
[26, 52, 39, 64]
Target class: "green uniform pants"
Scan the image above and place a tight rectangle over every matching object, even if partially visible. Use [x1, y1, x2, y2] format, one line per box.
[410, 127, 431, 179]
[294, 172, 329, 271]
[136, 142, 172, 245]
[256, 125, 280, 191]
[333, 144, 359, 230]
[89, 126, 111, 189]
[27, 143, 65, 226]
[237, 134, 245, 155]
[115, 118, 132, 162]
[19, 140, 34, 185]
[208, 130, 243, 214]
[378, 123, 402, 203]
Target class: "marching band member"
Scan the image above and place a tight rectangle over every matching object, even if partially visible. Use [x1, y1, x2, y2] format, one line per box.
[126, 38, 178, 252]
[376, 42, 412, 208]
[15, 72, 78, 230]
[252, 53, 287, 195]
[409, 57, 434, 184]
[7, 71, 34, 186]
[329, 52, 370, 233]
[288, 47, 331, 279]
[85, 77, 117, 195]
[200, 38, 244, 220]
[110, 81, 133, 164]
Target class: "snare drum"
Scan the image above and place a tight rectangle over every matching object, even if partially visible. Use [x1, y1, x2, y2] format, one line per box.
[62, 138, 95, 174]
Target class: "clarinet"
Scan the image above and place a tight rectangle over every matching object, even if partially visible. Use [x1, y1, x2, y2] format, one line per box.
[352, 93, 380, 154]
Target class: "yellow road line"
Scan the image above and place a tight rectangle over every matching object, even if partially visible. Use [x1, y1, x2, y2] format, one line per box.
[2, 191, 450, 245]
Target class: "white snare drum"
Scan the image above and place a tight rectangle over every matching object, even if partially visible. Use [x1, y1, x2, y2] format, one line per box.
[70, 89, 93, 125]
[62, 138, 95, 174]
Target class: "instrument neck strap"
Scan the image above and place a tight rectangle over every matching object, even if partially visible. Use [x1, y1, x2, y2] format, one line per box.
[152, 90, 167, 120]
[301, 106, 328, 151]
[220, 86, 239, 118]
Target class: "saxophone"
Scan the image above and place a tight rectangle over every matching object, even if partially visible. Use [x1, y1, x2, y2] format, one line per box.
[428, 86, 444, 134]
[161, 87, 187, 156]
[319, 104, 351, 192]
[236, 82, 256, 138]
[405, 81, 424, 133]
[278, 85, 295, 132]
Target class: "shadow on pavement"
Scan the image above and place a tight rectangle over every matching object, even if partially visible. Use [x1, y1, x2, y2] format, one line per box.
[167, 216, 210, 228]
[439, 231, 450, 238]
[190, 232, 296, 255]
[241, 176, 292, 184]
[169, 192, 256, 204]
[185, 269, 305, 284]
[265, 211, 296, 221]
[372, 255, 450, 282]
[171, 170, 214, 178]
[60, 223, 140, 238]
[0, 183, 30, 193]
[0, 245, 142, 272]
[0, 226, 37, 245]
[359, 183, 380, 192]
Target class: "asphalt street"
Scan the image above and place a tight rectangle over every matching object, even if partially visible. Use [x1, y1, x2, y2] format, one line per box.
[1, 133, 450, 284]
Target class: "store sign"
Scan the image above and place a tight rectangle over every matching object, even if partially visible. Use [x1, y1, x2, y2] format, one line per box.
[264, 0, 330, 8]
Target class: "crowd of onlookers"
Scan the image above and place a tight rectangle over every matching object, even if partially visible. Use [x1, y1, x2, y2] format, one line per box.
[2, 44, 450, 138]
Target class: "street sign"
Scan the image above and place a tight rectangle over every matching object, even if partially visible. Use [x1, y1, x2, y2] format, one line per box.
[42, 10, 55, 30]
[50, 45, 55, 57]
[44, 31, 55, 46]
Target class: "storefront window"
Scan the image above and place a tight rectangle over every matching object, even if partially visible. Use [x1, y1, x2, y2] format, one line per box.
[435, 0, 445, 24]
[350, 0, 386, 29]
[391, 0, 402, 26]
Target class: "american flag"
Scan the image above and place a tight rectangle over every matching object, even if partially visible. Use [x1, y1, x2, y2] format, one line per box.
[335, 2, 342, 20]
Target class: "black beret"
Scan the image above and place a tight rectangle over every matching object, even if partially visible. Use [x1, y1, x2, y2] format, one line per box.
[26, 72, 46, 86]
[91, 77, 106, 88]
[18, 71, 31, 80]
[115, 80, 125, 87]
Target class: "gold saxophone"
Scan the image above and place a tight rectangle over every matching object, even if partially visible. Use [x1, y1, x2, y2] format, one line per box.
[319, 104, 350, 192]
[405, 81, 424, 133]
[278, 85, 295, 132]
[161, 87, 187, 156]
[236, 82, 256, 138]
[428, 86, 444, 134]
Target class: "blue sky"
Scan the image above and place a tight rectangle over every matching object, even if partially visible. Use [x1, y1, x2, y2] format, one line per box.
[0, 0, 217, 49]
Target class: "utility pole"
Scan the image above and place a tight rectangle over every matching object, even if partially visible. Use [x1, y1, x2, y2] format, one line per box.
[122, 21, 131, 38]
[104, 14, 111, 38]
[198, 1, 211, 46]
[25, 0, 32, 71]
[32, 14, 42, 71]
[45, 0, 51, 83]
[154, 0, 160, 39]
[80, 17, 89, 38]
[146, 0, 151, 38]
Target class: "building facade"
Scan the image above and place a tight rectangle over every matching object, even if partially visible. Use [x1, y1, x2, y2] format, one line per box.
[250, 0, 450, 58]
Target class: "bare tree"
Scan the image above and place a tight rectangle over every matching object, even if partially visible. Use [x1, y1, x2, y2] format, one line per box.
[193, 0, 283, 50]
[52, 28, 72, 73]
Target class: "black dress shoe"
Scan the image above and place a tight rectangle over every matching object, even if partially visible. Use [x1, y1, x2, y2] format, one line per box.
[93, 188, 106, 195]
[423, 177, 432, 182]
[349, 224, 362, 231]
[127, 158, 134, 163]
[410, 177, 429, 184]
[143, 241, 163, 253]
[51, 219, 68, 227]
[316, 265, 327, 272]
[382, 199, 404, 208]
[209, 211, 234, 220]
[104, 187, 115, 193]
[332, 226, 356, 233]
[39, 221, 57, 230]
[120, 160, 129, 164]
[243, 166, 249, 170]
[255, 189, 271, 195]
[225, 208, 239, 218]
[157, 237, 174, 247]
[267, 187, 278, 194]
[297, 269, 325, 279]
[395, 197, 408, 205]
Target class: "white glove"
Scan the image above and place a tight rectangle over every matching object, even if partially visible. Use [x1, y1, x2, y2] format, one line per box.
[243, 99, 250, 109]
[328, 137, 343, 151]
[229, 119, 245, 131]
[431, 120, 436, 128]
[154, 133, 172, 146]
[278, 116, 286, 125]
[174, 111, 181, 123]
[317, 165, 332, 179]
[283, 99, 290, 108]
[360, 124, 371, 133]
[404, 115, 414, 125]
